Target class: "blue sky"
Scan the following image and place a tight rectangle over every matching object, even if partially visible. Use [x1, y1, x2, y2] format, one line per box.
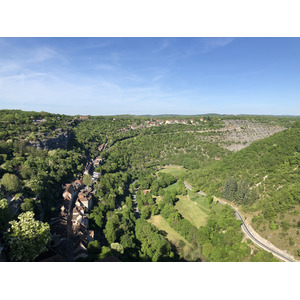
[0, 37, 299, 116]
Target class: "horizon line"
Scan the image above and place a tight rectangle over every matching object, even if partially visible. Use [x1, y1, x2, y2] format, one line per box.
[1, 108, 299, 118]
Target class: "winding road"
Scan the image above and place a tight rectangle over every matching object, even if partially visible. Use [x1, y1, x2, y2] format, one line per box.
[184, 182, 296, 262]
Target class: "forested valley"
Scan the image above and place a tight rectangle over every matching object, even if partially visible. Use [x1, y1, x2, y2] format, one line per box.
[0, 109, 299, 262]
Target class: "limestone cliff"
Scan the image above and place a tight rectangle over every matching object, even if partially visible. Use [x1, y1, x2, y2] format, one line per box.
[27, 130, 74, 150]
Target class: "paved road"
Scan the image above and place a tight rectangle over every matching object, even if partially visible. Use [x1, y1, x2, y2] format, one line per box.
[184, 182, 295, 262]
[234, 209, 295, 262]
[184, 182, 207, 196]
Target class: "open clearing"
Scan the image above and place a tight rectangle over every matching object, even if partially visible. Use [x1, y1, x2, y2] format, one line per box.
[149, 215, 193, 258]
[164, 181, 180, 192]
[175, 194, 209, 228]
[156, 165, 187, 178]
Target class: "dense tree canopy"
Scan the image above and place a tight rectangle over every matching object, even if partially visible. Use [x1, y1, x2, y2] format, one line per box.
[0, 109, 297, 261]
[5, 211, 51, 261]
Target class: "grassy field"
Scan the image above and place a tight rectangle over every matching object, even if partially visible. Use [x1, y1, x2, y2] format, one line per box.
[149, 215, 199, 260]
[156, 165, 187, 178]
[164, 181, 180, 192]
[175, 194, 209, 228]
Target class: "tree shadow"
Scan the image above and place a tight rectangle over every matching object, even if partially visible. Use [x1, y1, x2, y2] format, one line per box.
[158, 230, 168, 237]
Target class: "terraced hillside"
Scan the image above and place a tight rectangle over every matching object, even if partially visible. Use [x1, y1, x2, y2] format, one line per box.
[218, 119, 286, 151]
[197, 119, 287, 152]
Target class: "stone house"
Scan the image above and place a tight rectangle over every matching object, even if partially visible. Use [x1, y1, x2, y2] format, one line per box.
[63, 184, 75, 200]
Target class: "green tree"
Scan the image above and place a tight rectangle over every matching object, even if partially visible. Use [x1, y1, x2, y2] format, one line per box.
[0, 198, 12, 230]
[89, 204, 106, 229]
[150, 180, 160, 196]
[120, 233, 136, 249]
[111, 242, 124, 254]
[140, 206, 152, 219]
[98, 246, 112, 260]
[289, 237, 295, 246]
[21, 198, 34, 212]
[236, 179, 249, 204]
[125, 196, 133, 209]
[104, 214, 121, 244]
[0, 173, 21, 193]
[83, 174, 93, 186]
[5, 211, 51, 261]
[177, 179, 187, 195]
[88, 240, 101, 254]
[223, 176, 238, 202]
[135, 219, 174, 261]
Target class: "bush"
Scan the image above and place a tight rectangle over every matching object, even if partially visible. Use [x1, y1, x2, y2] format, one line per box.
[98, 246, 112, 260]
[269, 221, 279, 231]
[281, 221, 291, 231]
[111, 242, 124, 254]
[289, 237, 295, 246]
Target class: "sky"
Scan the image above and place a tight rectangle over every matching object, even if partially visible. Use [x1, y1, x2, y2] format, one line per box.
[0, 37, 299, 116]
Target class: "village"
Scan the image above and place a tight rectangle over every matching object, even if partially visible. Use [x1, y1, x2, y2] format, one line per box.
[79, 115, 209, 136]
[115, 117, 205, 132]
[0, 116, 206, 261]
[44, 144, 106, 261]
[0, 116, 210, 261]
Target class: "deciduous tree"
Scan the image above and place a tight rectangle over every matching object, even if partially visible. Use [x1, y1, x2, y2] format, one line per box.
[0, 173, 21, 193]
[5, 211, 51, 261]
[83, 174, 93, 186]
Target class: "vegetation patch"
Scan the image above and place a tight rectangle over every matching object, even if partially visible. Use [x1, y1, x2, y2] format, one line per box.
[164, 181, 180, 192]
[149, 215, 195, 259]
[157, 165, 187, 178]
[1, 110, 298, 261]
[175, 195, 209, 228]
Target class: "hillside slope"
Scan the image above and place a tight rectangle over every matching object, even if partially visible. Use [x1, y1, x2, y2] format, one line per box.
[187, 125, 300, 257]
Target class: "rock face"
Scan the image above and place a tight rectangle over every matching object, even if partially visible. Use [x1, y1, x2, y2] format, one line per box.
[219, 120, 286, 151]
[27, 131, 73, 150]
[196, 119, 286, 152]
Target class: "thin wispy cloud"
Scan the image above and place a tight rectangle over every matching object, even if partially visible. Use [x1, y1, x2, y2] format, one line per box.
[202, 37, 235, 50]
[76, 40, 112, 51]
[94, 63, 116, 71]
[0, 60, 20, 74]
[153, 38, 173, 53]
[183, 37, 236, 57]
[0, 37, 299, 115]
[27, 47, 58, 63]
[0, 71, 53, 85]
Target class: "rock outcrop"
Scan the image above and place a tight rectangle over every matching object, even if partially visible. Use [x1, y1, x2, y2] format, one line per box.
[27, 130, 74, 150]
[196, 119, 286, 152]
